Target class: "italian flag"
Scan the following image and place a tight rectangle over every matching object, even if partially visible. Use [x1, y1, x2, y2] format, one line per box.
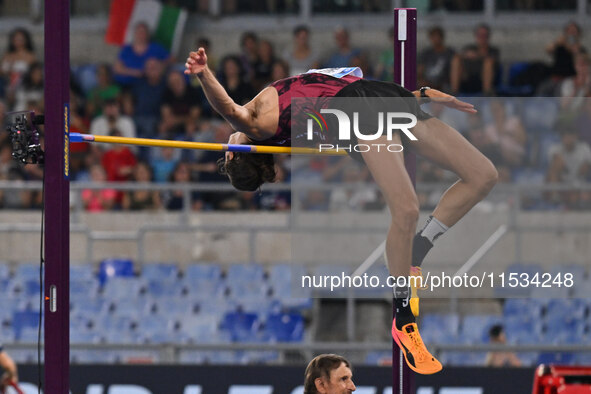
[105, 0, 188, 55]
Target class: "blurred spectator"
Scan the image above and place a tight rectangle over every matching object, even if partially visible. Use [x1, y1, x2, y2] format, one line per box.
[329, 162, 375, 211]
[282, 25, 319, 76]
[560, 53, 590, 112]
[323, 27, 363, 69]
[82, 164, 117, 212]
[374, 27, 394, 81]
[239, 31, 259, 81]
[122, 162, 161, 210]
[451, 24, 499, 95]
[484, 100, 527, 167]
[546, 21, 585, 79]
[11, 62, 43, 111]
[546, 127, 591, 184]
[90, 99, 136, 139]
[486, 324, 521, 367]
[151, 147, 179, 183]
[575, 96, 591, 148]
[271, 59, 290, 81]
[418, 26, 455, 91]
[254, 162, 291, 210]
[113, 22, 171, 87]
[160, 70, 203, 137]
[0, 27, 36, 97]
[86, 64, 121, 118]
[101, 129, 137, 182]
[164, 161, 203, 211]
[0, 101, 7, 147]
[132, 58, 167, 138]
[218, 55, 255, 106]
[253, 39, 277, 91]
[465, 112, 503, 165]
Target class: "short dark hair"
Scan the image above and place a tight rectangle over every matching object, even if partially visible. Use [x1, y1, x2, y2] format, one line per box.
[218, 152, 276, 191]
[474, 23, 490, 35]
[8, 27, 34, 53]
[429, 26, 445, 39]
[304, 354, 351, 394]
[489, 324, 503, 339]
[240, 31, 259, 47]
[293, 25, 310, 36]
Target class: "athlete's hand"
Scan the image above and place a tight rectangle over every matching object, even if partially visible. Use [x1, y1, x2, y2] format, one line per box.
[184, 47, 208, 76]
[425, 89, 477, 114]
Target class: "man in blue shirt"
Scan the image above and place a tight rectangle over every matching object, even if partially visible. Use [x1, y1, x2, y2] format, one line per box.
[113, 22, 171, 87]
[323, 27, 363, 69]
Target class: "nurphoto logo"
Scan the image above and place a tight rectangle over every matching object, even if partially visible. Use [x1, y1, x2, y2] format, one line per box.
[306, 109, 418, 153]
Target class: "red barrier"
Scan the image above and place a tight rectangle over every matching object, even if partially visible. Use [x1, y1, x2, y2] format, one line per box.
[533, 365, 591, 394]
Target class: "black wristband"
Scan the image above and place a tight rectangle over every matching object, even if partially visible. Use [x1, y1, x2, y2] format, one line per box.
[419, 87, 431, 103]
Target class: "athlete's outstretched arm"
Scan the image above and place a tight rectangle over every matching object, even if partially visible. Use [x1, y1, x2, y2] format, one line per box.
[412, 88, 477, 114]
[185, 48, 253, 133]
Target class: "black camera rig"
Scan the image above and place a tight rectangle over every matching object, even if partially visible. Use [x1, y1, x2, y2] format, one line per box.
[5, 111, 45, 165]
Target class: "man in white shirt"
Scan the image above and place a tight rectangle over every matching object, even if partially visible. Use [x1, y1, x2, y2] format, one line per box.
[89, 98, 136, 140]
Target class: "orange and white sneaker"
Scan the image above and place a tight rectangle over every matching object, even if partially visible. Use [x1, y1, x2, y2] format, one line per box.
[409, 266, 428, 317]
[392, 319, 442, 375]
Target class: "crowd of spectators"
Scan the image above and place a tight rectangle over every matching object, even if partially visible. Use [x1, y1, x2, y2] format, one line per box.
[0, 18, 589, 211]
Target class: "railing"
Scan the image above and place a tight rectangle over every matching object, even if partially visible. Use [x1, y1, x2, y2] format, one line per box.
[4, 342, 590, 365]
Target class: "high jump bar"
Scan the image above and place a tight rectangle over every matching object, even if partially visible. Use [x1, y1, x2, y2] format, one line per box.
[69, 132, 347, 155]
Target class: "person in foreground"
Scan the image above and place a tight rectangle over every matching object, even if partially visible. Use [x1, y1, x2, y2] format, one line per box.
[0, 345, 18, 392]
[185, 48, 498, 375]
[304, 354, 356, 394]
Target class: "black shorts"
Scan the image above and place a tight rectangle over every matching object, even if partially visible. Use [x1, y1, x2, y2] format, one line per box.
[333, 79, 432, 162]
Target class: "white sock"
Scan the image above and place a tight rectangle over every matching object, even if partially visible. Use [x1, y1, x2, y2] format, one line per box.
[420, 215, 449, 244]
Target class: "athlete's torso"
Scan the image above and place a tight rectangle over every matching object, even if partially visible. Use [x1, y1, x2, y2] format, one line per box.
[264, 68, 362, 146]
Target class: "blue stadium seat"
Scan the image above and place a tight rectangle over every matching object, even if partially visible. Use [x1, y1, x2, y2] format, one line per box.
[184, 278, 227, 300]
[0, 262, 10, 279]
[70, 296, 107, 315]
[18, 327, 42, 343]
[237, 298, 281, 317]
[441, 351, 487, 367]
[151, 297, 197, 318]
[70, 330, 101, 344]
[503, 298, 543, 319]
[12, 311, 40, 340]
[145, 279, 183, 298]
[141, 263, 179, 281]
[265, 313, 304, 342]
[70, 265, 95, 280]
[196, 298, 237, 317]
[537, 352, 575, 365]
[460, 314, 503, 343]
[184, 263, 222, 281]
[109, 298, 149, 318]
[522, 98, 559, 132]
[221, 311, 261, 342]
[137, 316, 177, 343]
[505, 315, 543, 339]
[100, 315, 137, 334]
[14, 264, 42, 281]
[181, 315, 229, 344]
[70, 279, 99, 298]
[102, 277, 145, 300]
[98, 258, 135, 286]
[227, 263, 265, 282]
[228, 280, 270, 299]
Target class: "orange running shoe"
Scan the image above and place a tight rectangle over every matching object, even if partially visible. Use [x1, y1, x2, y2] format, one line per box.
[392, 319, 442, 375]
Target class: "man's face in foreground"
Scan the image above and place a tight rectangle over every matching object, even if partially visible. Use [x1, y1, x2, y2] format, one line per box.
[316, 362, 356, 394]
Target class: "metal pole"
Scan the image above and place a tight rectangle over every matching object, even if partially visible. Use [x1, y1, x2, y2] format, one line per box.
[393, 7, 416, 394]
[44, 0, 70, 392]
